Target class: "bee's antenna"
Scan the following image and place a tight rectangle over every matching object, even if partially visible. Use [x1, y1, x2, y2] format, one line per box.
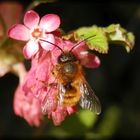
[70, 35, 96, 52]
[40, 39, 64, 53]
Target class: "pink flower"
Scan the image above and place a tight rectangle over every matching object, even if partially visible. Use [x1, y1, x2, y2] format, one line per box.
[13, 84, 43, 127]
[23, 51, 54, 98]
[8, 10, 60, 59]
[12, 62, 43, 126]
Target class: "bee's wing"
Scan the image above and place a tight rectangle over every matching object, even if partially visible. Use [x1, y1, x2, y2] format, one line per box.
[41, 84, 58, 114]
[79, 80, 101, 115]
[41, 82, 66, 114]
[58, 83, 66, 105]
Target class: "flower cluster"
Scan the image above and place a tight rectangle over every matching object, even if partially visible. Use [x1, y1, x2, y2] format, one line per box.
[8, 10, 100, 126]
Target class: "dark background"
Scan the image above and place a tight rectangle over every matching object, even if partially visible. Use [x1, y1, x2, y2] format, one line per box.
[0, 0, 140, 139]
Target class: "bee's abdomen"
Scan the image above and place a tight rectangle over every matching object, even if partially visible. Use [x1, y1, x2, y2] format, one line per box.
[62, 85, 81, 107]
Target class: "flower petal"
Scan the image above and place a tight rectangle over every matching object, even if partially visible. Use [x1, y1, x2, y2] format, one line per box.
[8, 24, 29, 41]
[36, 51, 52, 81]
[39, 14, 60, 32]
[80, 52, 101, 68]
[51, 107, 68, 126]
[24, 10, 40, 29]
[40, 34, 55, 51]
[13, 84, 43, 127]
[23, 40, 39, 59]
[66, 106, 77, 115]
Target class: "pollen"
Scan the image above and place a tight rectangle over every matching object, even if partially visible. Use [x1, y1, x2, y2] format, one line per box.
[32, 28, 42, 39]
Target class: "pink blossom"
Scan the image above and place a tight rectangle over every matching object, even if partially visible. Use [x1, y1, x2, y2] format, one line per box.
[8, 10, 60, 59]
[12, 62, 43, 126]
[13, 84, 43, 127]
[22, 50, 57, 111]
[23, 51, 54, 98]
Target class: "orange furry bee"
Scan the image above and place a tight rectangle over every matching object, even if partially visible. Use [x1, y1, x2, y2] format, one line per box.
[41, 36, 101, 115]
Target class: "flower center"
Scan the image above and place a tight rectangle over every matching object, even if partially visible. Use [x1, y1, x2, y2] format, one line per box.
[32, 28, 42, 39]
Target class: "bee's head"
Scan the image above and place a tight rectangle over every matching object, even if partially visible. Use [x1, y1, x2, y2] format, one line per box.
[39, 35, 95, 64]
[58, 52, 77, 63]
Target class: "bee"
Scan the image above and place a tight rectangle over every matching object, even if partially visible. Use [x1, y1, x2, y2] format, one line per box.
[40, 36, 101, 115]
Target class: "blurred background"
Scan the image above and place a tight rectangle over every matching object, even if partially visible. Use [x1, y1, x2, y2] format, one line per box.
[0, 0, 140, 139]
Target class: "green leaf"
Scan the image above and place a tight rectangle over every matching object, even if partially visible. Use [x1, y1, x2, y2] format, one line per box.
[64, 24, 135, 54]
[46, 110, 97, 138]
[73, 25, 109, 53]
[97, 106, 121, 138]
[78, 110, 97, 128]
[104, 24, 135, 52]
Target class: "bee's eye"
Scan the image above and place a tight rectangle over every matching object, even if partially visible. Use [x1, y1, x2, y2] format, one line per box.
[58, 55, 67, 63]
[62, 55, 67, 61]
[58, 54, 68, 63]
